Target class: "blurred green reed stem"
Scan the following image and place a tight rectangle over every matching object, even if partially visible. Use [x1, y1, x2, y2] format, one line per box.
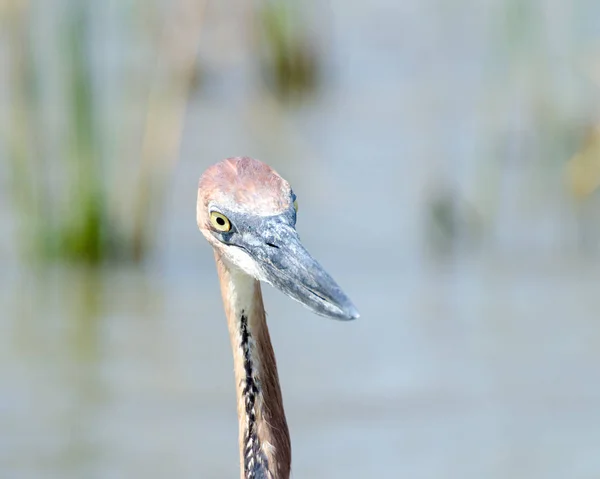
[5, 1, 108, 263]
[60, 2, 105, 263]
[257, 0, 319, 99]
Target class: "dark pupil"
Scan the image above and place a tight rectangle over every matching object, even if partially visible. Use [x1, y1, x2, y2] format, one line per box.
[216, 217, 225, 226]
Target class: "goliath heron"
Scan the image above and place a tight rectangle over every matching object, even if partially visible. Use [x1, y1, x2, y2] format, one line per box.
[196, 157, 358, 478]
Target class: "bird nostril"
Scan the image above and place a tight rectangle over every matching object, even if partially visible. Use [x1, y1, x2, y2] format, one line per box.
[265, 242, 279, 249]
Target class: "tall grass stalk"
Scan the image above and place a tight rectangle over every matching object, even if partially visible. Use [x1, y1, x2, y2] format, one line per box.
[131, 0, 207, 261]
[59, 2, 105, 263]
[5, 0, 49, 258]
[257, 0, 319, 99]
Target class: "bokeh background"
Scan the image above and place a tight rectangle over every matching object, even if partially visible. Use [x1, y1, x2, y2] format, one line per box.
[2, 0, 600, 477]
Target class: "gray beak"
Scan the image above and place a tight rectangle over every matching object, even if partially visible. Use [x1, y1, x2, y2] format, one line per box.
[241, 219, 359, 321]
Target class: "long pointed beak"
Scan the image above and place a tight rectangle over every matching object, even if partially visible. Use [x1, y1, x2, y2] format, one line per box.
[245, 221, 359, 321]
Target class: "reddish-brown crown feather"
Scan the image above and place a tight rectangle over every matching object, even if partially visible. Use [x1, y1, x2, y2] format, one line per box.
[197, 157, 292, 226]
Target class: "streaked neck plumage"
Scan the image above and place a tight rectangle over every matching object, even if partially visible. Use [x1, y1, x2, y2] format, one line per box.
[215, 251, 291, 479]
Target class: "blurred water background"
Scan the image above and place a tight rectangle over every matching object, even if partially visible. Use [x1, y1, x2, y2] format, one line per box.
[2, 0, 600, 478]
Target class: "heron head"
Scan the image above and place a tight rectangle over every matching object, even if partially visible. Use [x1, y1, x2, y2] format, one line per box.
[197, 156, 358, 321]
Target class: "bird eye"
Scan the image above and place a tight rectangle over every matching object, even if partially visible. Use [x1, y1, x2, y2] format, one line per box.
[293, 200, 298, 212]
[210, 211, 231, 232]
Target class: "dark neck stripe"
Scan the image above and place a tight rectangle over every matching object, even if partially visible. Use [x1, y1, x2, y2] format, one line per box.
[240, 310, 270, 478]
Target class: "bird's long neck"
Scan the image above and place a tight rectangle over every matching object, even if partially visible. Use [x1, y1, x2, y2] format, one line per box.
[215, 252, 291, 479]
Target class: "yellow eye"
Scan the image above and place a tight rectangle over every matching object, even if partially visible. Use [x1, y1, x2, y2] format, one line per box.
[210, 211, 231, 232]
[293, 200, 298, 212]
